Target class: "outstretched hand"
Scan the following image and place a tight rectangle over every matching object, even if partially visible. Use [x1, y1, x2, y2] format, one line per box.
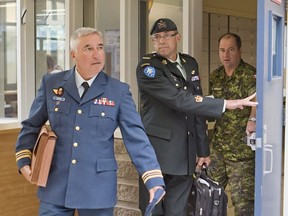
[226, 92, 257, 110]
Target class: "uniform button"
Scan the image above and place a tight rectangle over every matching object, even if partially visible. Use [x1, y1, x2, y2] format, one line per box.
[184, 86, 187, 90]
[54, 107, 59, 112]
[75, 126, 80, 130]
[77, 109, 82, 114]
[101, 112, 105, 117]
[185, 116, 188, 119]
[73, 142, 78, 147]
[176, 84, 179, 87]
[188, 131, 190, 135]
[197, 87, 199, 90]
[72, 159, 77, 164]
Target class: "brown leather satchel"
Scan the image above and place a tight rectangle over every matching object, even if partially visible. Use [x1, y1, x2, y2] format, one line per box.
[30, 125, 57, 187]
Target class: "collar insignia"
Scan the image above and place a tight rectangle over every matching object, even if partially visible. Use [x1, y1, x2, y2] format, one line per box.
[162, 60, 167, 65]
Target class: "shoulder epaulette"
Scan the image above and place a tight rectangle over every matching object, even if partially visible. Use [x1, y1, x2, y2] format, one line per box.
[141, 53, 168, 67]
[179, 52, 196, 62]
[142, 53, 157, 59]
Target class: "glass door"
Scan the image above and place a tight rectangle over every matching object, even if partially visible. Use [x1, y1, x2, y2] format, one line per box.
[35, 0, 66, 90]
[0, 1, 17, 119]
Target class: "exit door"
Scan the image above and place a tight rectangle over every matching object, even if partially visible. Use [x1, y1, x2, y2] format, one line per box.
[255, 0, 285, 215]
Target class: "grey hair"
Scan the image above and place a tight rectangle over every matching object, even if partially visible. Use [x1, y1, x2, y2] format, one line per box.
[70, 27, 103, 51]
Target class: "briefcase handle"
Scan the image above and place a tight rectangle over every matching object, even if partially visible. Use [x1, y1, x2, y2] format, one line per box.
[193, 163, 211, 180]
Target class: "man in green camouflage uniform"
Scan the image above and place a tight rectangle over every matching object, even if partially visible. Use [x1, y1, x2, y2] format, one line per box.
[209, 33, 256, 216]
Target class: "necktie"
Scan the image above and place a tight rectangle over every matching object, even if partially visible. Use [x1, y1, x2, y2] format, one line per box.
[81, 81, 89, 99]
[172, 62, 187, 80]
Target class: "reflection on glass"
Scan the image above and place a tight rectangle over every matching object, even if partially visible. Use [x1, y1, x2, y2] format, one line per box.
[104, 30, 120, 79]
[272, 15, 277, 77]
[270, 13, 282, 80]
[35, 0, 65, 90]
[94, 0, 120, 80]
[0, 1, 17, 119]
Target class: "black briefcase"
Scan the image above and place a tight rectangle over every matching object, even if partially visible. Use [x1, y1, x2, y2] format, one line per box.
[187, 166, 228, 216]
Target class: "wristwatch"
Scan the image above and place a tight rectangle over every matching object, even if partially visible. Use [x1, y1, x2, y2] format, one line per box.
[249, 117, 256, 122]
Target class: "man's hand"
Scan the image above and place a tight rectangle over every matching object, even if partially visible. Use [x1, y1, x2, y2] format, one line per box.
[246, 120, 256, 135]
[20, 165, 32, 183]
[196, 157, 211, 172]
[148, 186, 165, 203]
[226, 92, 257, 110]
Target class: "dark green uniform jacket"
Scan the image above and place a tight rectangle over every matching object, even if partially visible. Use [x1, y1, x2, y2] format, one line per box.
[136, 52, 224, 175]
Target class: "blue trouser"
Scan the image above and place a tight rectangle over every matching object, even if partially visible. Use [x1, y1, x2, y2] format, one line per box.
[39, 201, 114, 216]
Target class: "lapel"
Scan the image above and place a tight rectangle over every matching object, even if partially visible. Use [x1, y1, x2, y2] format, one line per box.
[81, 71, 106, 103]
[62, 69, 106, 104]
[167, 61, 183, 78]
[62, 69, 80, 102]
[180, 56, 193, 82]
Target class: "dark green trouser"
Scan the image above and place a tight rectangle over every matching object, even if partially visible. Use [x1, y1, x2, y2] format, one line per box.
[209, 150, 255, 216]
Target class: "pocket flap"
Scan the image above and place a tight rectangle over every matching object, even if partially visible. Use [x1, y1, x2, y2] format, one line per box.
[146, 124, 171, 140]
[96, 158, 118, 172]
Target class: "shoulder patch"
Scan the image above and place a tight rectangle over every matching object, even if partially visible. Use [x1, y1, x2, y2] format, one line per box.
[143, 66, 156, 78]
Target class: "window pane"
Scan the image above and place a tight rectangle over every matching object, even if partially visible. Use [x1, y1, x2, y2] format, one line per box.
[35, 0, 65, 90]
[95, 0, 120, 80]
[0, 1, 17, 120]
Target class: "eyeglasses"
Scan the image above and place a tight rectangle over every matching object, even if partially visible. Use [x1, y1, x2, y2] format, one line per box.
[152, 32, 178, 41]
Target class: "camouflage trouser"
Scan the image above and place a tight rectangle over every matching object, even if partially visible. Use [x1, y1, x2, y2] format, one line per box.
[209, 149, 255, 216]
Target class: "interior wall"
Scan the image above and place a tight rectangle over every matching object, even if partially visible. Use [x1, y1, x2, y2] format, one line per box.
[95, 0, 120, 33]
[0, 129, 39, 216]
[203, 0, 257, 19]
[200, 0, 257, 95]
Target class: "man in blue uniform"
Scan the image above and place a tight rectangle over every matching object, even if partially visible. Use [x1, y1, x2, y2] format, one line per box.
[15, 27, 165, 216]
[136, 18, 257, 216]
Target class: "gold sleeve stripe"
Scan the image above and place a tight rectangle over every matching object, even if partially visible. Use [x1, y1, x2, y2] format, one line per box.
[15, 150, 32, 162]
[142, 169, 163, 184]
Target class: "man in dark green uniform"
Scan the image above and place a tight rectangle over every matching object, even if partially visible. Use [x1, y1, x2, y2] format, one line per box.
[136, 19, 257, 216]
[209, 33, 256, 216]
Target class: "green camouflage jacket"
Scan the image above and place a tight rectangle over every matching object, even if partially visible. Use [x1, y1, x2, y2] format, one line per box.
[209, 59, 256, 161]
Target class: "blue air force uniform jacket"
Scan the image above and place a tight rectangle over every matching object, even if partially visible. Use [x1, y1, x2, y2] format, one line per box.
[136, 53, 224, 175]
[15, 68, 164, 209]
